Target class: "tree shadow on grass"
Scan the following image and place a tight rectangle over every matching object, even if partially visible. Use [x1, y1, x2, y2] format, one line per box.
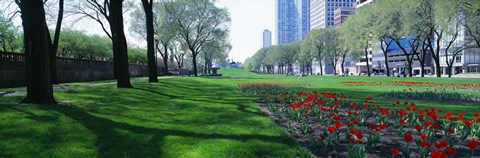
[40, 104, 297, 158]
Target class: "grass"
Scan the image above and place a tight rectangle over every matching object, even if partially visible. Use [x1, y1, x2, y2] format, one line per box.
[0, 75, 308, 158]
[220, 68, 480, 119]
[0, 68, 479, 158]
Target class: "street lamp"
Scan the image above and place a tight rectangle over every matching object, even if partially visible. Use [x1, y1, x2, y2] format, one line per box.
[154, 34, 160, 74]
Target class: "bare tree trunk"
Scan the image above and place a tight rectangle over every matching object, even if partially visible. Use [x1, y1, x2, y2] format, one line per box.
[163, 46, 169, 75]
[19, 0, 56, 104]
[192, 53, 198, 76]
[380, 40, 391, 76]
[110, 0, 132, 88]
[341, 53, 346, 75]
[50, 0, 64, 84]
[365, 47, 371, 77]
[141, 0, 158, 82]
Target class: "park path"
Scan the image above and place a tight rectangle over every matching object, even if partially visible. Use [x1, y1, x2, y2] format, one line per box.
[0, 76, 175, 97]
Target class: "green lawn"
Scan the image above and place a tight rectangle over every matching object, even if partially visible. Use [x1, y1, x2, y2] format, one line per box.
[0, 68, 479, 158]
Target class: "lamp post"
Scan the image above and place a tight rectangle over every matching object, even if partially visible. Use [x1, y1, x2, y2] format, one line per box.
[153, 34, 159, 75]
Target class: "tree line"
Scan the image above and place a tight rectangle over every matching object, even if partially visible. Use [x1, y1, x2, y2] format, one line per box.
[246, 0, 480, 78]
[3, 0, 231, 104]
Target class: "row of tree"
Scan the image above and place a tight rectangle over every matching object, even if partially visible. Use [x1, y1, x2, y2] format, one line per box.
[0, 16, 149, 65]
[246, 0, 480, 78]
[245, 28, 347, 76]
[6, 0, 231, 104]
[129, 0, 230, 76]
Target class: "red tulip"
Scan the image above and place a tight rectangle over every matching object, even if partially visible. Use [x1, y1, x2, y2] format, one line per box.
[309, 129, 314, 134]
[334, 115, 341, 120]
[406, 107, 411, 111]
[379, 124, 386, 130]
[348, 137, 355, 143]
[432, 124, 440, 130]
[390, 148, 400, 155]
[355, 131, 363, 140]
[404, 134, 413, 142]
[431, 149, 447, 158]
[369, 124, 377, 130]
[400, 119, 406, 125]
[334, 122, 342, 128]
[434, 141, 447, 149]
[463, 119, 474, 127]
[412, 106, 418, 112]
[349, 128, 356, 135]
[424, 121, 433, 127]
[415, 124, 423, 131]
[447, 146, 457, 155]
[458, 113, 465, 119]
[321, 106, 328, 111]
[420, 134, 428, 140]
[448, 128, 454, 133]
[443, 112, 453, 119]
[419, 140, 431, 147]
[317, 138, 322, 143]
[467, 140, 478, 150]
[328, 126, 335, 133]
[352, 119, 358, 125]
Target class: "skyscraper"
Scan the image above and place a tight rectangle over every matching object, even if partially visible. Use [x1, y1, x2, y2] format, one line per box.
[263, 29, 272, 48]
[276, 0, 310, 44]
[310, 0, 356, 29]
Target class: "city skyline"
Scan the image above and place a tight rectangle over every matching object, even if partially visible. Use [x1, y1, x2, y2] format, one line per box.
[276, 0, 311, 44]
[263, 29, 272, 48]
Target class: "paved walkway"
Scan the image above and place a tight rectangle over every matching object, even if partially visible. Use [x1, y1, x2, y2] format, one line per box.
[0, 77, 175, 97]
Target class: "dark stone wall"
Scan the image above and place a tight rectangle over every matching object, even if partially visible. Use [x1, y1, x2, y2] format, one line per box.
[0, 52, 164, 88]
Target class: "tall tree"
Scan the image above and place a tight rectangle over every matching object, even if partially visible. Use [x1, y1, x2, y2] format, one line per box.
[306, 29, 331, 75]
[339, 6, 375, 76]
[48, 0, 64, 84]
[16, 0, 56, 103]
[164, 0, 231, 76]
[464, 1, 480, 48]
[140, 0, 158, 82]
[76, 0, 132, 87]
[170, 39, 186, 70]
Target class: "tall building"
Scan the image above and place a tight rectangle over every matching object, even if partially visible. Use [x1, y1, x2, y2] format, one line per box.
[439, 25, 480, 75]
[263, 30, 272, 48]
[353, 0, 374, 8]
[310, 0, 356, 29]
[276, 0, 310, 44]
[334, 7, 354, 28]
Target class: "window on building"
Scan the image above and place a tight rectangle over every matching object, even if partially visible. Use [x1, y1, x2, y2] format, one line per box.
[456, 56, 462, 63]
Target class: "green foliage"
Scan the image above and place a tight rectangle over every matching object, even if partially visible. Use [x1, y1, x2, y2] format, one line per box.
[0, 11, 22, 52]
[128, 48, 148, 64]
[57, 30, 113, 61]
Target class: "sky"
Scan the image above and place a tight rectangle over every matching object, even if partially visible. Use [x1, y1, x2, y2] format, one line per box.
[4, 0, 276, 63]
[215, 0, 276, 63]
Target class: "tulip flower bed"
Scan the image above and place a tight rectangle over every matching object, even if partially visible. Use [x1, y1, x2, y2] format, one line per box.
[379, 88, 480, 103]
[339, 81, 480, 92]
[247, 87, 480, 157]
[237, 82, 309, 96]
